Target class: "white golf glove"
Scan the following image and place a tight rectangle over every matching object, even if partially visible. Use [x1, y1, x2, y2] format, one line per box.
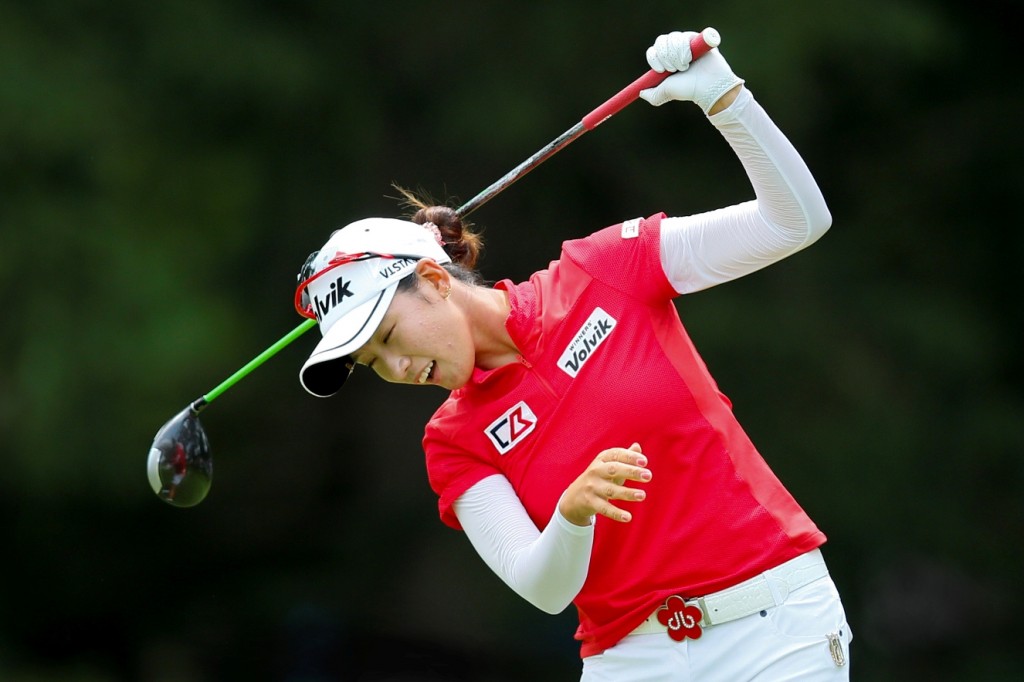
[639, 31, 744, 113]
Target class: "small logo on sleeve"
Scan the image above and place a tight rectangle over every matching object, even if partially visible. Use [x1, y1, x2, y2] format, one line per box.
[485, 401, 537, 455]
[558, 307, 617, 378]
[621, 218, 641, 239]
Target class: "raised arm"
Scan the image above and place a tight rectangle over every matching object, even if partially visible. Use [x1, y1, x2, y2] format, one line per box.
[640, 31, 832, 294]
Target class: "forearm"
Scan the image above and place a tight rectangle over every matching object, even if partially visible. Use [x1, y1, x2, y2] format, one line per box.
[661, 88, 832, 293]
[712, 87, 831, 238]
[453, 475, 593, 614]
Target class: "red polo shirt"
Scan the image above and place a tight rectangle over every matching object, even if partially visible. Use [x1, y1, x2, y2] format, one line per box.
[424, 213, 825, 657]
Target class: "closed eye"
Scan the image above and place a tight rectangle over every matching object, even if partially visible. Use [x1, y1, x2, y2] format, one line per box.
[362, 324, 395, 369]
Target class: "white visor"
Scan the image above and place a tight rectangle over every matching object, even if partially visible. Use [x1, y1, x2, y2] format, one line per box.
[297, 217, 452, 397]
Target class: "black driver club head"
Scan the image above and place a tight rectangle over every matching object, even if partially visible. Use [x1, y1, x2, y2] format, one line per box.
[147, 401, 213, 507]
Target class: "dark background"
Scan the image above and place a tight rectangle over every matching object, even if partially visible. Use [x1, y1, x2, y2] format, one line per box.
[2, 1, 1021, 680]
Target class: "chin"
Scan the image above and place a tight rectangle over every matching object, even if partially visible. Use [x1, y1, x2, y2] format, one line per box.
[442, 370, 471, 391]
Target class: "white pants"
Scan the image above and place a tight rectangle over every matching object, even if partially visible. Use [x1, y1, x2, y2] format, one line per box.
[581, 572, 852, 681]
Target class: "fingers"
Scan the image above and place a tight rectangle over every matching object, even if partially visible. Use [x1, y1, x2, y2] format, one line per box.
[595, 485, 646, 524]
[639, 86, 670, 107]
[560, 444, 653, 526]
[642, 31, 697, 106]
[594, 445, 651, 523]
[596, 497, 640, 524]
[599, 444, 650, 482]
[577, 484, 642, 524]
[646, 31, 698, 73]
[645, 44, 666, 73]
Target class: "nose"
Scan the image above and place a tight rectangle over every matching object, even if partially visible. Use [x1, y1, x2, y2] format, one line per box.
[379, 352, 412, 382]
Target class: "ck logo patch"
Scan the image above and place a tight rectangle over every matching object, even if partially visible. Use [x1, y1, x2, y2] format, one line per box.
[486, 401, 537, 455]
[558, 307, 617, 378]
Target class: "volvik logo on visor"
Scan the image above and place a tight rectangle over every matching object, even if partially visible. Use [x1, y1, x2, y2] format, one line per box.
[312, 275, 354, 322]
[301, 256, 420, 325]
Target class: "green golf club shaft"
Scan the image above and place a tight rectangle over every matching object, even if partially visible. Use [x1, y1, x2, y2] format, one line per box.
[199, 318, 317, 408]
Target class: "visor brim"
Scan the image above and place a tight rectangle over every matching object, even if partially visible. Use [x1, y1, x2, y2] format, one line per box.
[299, 284, 398, 397]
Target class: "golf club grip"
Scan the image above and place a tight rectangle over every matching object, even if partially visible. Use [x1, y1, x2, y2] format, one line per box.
[581, 27, 720, 130]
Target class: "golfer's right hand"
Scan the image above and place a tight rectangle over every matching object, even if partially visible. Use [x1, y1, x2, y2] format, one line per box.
[639, 30, 744, 113]
[559, 443, 651, 526]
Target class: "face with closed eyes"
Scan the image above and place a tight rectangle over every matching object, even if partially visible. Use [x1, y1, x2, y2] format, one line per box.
[351, 267, 477, 390]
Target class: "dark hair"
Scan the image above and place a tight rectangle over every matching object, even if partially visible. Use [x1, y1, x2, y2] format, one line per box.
[393, 185, 486, 290]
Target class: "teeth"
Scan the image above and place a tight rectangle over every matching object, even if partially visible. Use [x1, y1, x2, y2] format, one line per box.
[417, 361, 434, 384]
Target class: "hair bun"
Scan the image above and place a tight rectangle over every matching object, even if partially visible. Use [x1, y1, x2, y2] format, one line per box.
[394, 185, 484, 270]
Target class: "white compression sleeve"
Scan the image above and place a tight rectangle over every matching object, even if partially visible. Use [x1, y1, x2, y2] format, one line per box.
[660, 87, 832, 294]
[453, 474, 594, 614]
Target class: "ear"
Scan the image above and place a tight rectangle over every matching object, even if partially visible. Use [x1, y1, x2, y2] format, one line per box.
[413, 258, 451, 296]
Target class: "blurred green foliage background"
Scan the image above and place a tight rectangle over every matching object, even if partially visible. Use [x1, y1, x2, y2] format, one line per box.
[2, 0, 1021, 680]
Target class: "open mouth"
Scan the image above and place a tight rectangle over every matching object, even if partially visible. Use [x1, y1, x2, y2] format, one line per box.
[417, 361, 435, 385]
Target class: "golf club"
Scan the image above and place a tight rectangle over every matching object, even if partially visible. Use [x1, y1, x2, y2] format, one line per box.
[147, 28, 721, 507]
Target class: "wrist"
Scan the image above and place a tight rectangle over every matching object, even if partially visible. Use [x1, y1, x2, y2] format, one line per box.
[558, 497, 594, 527]
[706, 83, 743, 115]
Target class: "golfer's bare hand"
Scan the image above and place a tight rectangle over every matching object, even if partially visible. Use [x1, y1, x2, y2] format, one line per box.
[559, 443, 651, 527]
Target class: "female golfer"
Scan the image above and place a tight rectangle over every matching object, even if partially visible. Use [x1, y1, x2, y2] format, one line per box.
[295, 30, 851, 680]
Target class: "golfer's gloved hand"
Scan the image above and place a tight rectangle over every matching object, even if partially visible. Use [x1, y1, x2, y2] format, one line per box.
[639, 31, 744, 113]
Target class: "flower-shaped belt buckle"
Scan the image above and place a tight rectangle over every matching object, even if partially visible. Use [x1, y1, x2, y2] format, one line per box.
[656, 594, 706, 642]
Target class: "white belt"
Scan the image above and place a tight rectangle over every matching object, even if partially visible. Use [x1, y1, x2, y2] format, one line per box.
[631, 550, 829, 635]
